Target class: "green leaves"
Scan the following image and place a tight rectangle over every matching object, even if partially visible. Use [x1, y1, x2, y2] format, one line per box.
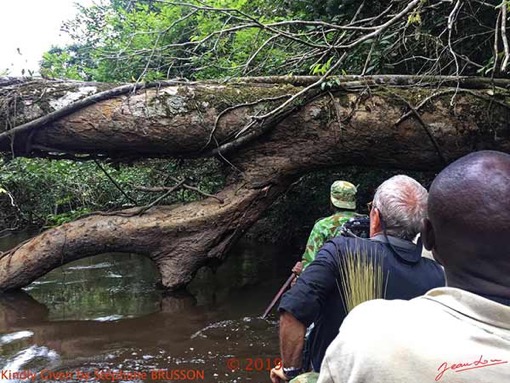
[0, 157, 225, 229]
[407, 11, 422, 26]
[495, 0, 510, 12]
[310, 57, 334, 76]
[37, 1, 504, 85]
[40, 48, 84, 80]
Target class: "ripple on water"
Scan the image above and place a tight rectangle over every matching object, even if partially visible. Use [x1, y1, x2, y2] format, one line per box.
[92, 314, 126, 322]
[67, 262, 113, 270]
[190, 319, 235, 339]
[2, 345, 60, 380]
[0, 331, 34, 346]
[0, 239, 292, 383]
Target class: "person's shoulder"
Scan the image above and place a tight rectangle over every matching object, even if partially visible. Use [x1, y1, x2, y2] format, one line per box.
[340, 297, 433, 338]
[319, 236, 364, 253]
[323, 300, 421, 369]
[316, 211, 354, 224]
[330, 298, 439, 364]
[419, 256, 442, 268]
[311, 214, 335, 229]
[327, 235, 382, 253]
[328, 235, 373, 246]
[320, 296, 456, 382]
[332, 210, 360, 222]
[311, 237, 369, 271]
[418, 257, 446, 282]
[419, 256, 444, 271]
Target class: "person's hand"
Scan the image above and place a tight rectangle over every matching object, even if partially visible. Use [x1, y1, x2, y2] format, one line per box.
[290, 261, 303, 287]
[291, 261, 303, 276]
[270, 363, 288, 383]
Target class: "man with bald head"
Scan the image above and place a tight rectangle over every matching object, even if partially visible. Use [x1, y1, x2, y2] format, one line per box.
[318, 151, 510, 383]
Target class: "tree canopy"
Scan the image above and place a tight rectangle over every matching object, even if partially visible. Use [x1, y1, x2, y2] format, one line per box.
[5, 0, 510, 232]
[40, 0, 509, 82]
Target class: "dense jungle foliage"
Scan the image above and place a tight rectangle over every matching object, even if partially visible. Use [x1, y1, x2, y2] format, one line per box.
[1, 0, 507, 241]
[0, 157, 224, 232]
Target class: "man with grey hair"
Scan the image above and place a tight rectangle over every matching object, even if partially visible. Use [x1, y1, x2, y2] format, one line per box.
[270, 175, 444, 383]
[371, 175, 428, 241]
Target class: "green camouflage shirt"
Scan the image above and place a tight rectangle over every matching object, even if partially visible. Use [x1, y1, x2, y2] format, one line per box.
[302, 211, 357, 270]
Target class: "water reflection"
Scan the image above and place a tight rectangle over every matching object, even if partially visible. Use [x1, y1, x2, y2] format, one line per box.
[0, 235, 295, 382]
[24, 253, 162, 321]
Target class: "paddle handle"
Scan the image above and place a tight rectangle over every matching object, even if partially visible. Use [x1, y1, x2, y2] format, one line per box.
[261, 272, 297, 319]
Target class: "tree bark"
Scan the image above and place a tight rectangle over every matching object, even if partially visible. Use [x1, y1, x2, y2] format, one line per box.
[0, 181, 291, 291]
[1, 77, 509, 291]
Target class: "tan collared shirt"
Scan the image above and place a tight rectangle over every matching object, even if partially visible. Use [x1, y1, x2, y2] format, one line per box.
[318, 287, 510, 383]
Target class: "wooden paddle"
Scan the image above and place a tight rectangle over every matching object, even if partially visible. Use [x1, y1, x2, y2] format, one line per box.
[261, 272, 297, 319]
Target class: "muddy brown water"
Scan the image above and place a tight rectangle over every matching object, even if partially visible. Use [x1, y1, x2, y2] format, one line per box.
[0, 232, 296, 382]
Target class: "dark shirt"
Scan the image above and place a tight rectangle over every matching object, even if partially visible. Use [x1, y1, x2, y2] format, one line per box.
[278, 234, 445, 371]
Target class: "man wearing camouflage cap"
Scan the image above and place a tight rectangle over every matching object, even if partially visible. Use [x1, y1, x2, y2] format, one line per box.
[300, 180, 360, 270]
[282, 181, 360, 383]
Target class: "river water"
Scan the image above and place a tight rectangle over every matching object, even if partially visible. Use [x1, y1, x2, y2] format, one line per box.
[0, 233, 296, 382]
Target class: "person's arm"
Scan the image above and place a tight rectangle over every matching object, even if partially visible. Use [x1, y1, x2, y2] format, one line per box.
[270, 311, 306, 382]
[280, 311, 306, 368]
[274, 239, 343, 382]
[290, 262, 303, 287]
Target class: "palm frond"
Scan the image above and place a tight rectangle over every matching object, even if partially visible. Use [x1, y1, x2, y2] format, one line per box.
[337, 243, 386, 313]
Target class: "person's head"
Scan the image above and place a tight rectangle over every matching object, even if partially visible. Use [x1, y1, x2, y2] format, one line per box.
[422, 150, 510, 296]
[369, 175, 427, 241]
[330, 181, 357, 211]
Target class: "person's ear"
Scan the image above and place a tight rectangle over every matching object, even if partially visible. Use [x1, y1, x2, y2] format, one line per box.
[421, 218, 435, 250]
[422, 217, 444, 264]
[369, 208, 381, 237]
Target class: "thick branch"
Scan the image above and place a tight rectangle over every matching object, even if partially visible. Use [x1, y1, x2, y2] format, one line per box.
[2, 76, 509, 162]
[0, 181, 291, 292]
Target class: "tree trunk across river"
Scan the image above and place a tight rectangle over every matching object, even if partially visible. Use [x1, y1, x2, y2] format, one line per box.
[1, 76, 509, 292]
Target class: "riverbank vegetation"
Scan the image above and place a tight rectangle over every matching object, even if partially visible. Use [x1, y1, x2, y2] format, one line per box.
[0, 158, 224, 231]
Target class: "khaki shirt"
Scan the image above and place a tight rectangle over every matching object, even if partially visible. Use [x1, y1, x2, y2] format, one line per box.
[318, 287, 510, 383]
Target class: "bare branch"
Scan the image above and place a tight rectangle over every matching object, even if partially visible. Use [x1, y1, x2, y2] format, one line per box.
[135, 177, 224, 203]
[493, 9, 502, 74]
[447, 0, 463, 78]
[203, 94, 292, 150]
[94, 160, 138, 205]
[501, 3, 510, 72]
[136, 178, 186, 215]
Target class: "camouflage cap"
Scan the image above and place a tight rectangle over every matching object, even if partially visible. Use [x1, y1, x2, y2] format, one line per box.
[330, 180, 357, 210]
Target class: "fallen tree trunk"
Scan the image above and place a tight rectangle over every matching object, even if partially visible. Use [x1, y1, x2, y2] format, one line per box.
[0, 181, 291, 291]
[0, 76, 509, 291]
